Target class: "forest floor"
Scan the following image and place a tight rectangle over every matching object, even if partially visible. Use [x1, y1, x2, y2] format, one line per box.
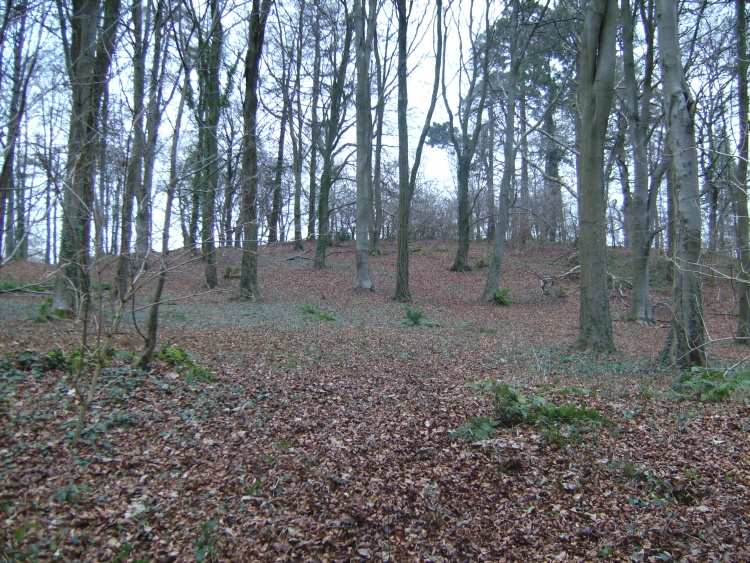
[1, 240, 748, 561]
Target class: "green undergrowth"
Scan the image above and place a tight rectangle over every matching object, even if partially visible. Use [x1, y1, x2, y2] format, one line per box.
[402, 306, 438, 327]
[492, 288, 512, 306]
[670, 367, 750, 403]
[453, 380, 609, 446]
[301, 303, 336, 322]
[157, 345, 214, 384]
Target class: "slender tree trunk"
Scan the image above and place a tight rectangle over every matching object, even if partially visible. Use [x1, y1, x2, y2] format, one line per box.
[394, 0, 442, 301]
[139, 70, 187, 367]
[484, 109, 496, 241]
[314, 10, 354, 269]
[657, 0, 706, 366]
[354, 0, 376, 289]
[239, 0, 273, 300]
[307, 0, 321, 241]
[268, 62, 288, 244]
[575, 0, 617, 352]
[54, 0, 121, 315]
[116, 0, 146, 300]
[623, 0, 657, 323]
[734, 0, 750, 341]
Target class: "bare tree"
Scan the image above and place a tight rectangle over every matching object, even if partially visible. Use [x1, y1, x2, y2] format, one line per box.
[53, 0, 122, 315]
[239, 0, 274, 300]
[657, 0, 705, 366]
[354, 0, 377, 289]
[441, 0, 490, 272]
[394, 0, 442, 301]
[575, 0, 617, 352]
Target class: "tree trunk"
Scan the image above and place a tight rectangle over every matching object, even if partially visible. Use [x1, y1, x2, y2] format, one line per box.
[54, 0, 121, 315]
[307, 0, 321, 241]
[657, 0, 706, 366]
[200, 0, 222, 289]
[354, 0, 376, 289]
[575, 0, 617, 352]
[268, 73, 288, 245]
[623, 0, 657, 323]
[139, 70, 187, 367]
[239, 0, 273, 300]
[394, 0, 442, 301]
[734, 0, 750, 341]
[314, 9, 354, 269]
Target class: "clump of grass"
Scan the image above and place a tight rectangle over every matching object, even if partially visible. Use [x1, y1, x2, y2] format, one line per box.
[158, 345, 214, 384]
[671, 367, 750, 402]
[301, 303, 336, 322]
[455, 380, 608, 446]
[492, 288, 512, 306]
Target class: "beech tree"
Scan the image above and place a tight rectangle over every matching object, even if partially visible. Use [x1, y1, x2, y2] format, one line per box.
[575, 0, 617, 352]
[53, 0, 121, 315]
[657, 0, 705, 366]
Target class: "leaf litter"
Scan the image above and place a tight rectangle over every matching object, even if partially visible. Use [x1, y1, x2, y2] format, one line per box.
[1, 240, 748, 560]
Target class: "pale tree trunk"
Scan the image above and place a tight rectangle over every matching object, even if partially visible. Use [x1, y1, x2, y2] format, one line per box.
[370, 21, 391, 255]
[314, 9, 354, 269]
[657, 0, 706, 366]
[54, 0, 121, 315]
[354, 0, 376, 289]
[239, 0, 273, 300]
[307, 0, 321, 241]
[623, 0, 657, 323]
[734, 0, 750, 341]
[576, 0, 617, 352]
[394, 0, 442, 301]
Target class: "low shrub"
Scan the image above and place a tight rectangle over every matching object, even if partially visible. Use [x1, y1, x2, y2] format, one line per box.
[158, 345, 215, 384]
[492, 288, 512, 306]
[671, 368, 750, 402]
[456, 380, 608, 446]
[301, 303, 336, 322]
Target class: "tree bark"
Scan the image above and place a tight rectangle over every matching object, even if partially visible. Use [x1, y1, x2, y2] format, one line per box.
[575, 0, 617, 352]
[54, 0, 121, 315]
[239, 0, 273, 300]
[657, 0, 706, 366]
[354, 0, 376, 289]
[314, 9, 354, 269]
[307, 0, 321, 241]
[622, 0, 657, 323]
[734, 0, 750, 341]
[394, 0, 442, 301]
